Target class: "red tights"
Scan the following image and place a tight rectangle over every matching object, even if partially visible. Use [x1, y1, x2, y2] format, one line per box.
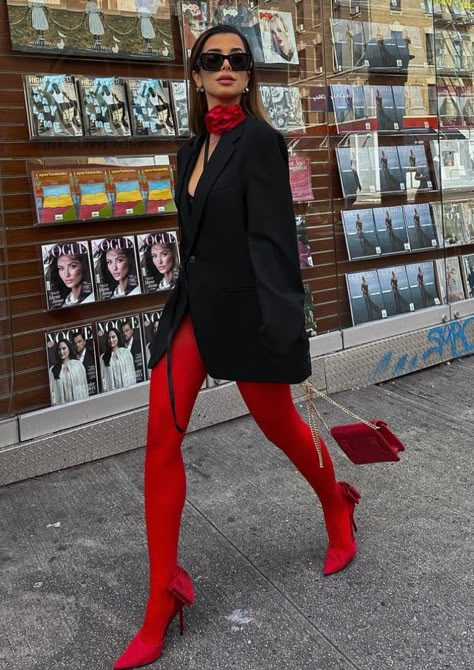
[141, 315, 349, 643]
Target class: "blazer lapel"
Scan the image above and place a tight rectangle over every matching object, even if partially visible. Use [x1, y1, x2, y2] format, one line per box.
[175, 135, 204, 209]
[188, 121, 245, 252]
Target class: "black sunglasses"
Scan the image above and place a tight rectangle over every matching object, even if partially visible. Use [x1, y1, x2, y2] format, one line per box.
[198, 52, 253, 71]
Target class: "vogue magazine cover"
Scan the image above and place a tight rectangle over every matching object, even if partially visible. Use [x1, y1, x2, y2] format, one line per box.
[6, 0, 174, 60]
[405, 261, 441, 310]
[341, 208, 381, 260]
[96, 314, 145, 392]
[397, 144, 433, 192]
[377, 266, 414, 317]
[92, 236, 141, 301]
[403, 203, 438, 251]
[137, 230, 180, 293]
[372, 85, 398, 131]
[45, 324, 99, 406]
[378, 146, 405, 194]
[372, 205, 410, 254]
[346, 270, 386, 325]
[24, 74, 83, 139]
[77, 76, 131, 138]
[127, 78, 175, 137]
[142, 309, 163, 374]
[42, 240, 95, 310]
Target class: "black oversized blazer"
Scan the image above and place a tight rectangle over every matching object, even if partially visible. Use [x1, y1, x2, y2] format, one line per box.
[148, 116, 311, 383]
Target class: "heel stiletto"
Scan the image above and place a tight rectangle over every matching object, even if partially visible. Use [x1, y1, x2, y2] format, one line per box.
[113, 567, 194, 669]
[323, 482, 361, 576]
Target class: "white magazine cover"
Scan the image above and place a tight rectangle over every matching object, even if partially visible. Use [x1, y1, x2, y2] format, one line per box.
[259, 10, 299, 65]
[170, 80, 190, 136]
[137, 231, 180, 294]
[96, 314, 146, 392]
[92, 236, 142, 301]
[42, 240, 95, 310]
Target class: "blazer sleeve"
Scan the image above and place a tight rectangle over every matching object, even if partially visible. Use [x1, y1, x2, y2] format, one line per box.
[245, 125, 306, 354]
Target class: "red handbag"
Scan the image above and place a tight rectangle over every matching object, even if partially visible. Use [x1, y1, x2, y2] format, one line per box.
[301, 382, 405, 466]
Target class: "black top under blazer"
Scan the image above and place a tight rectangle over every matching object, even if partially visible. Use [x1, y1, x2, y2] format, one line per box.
[148, 116, 311, 383]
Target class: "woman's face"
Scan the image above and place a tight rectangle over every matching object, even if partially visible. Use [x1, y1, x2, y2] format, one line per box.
[192, 33, 250, 107]
[58, 342, 70, 361]
[106, 250, 129, 282]
[151, 243, 173, 275]
[58, 254, 83, 289]
[107, 331, 119, 349]
[271, 17, 291, 59]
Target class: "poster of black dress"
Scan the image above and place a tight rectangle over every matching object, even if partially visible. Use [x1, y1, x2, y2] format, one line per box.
[24, 74, 83, 139]
[96, 313, 145, 391]
[403, 203, 438, 251]
[45, 324, 99, 406]
[6, 0, 174, 60]
[346, 270, 386, 325]
[341, 208, 380, 260]
[372, 206, 410, 254]
[42, 240, 95, 310]
[377, 266, 414, 316]
[405, 262, 441, 310]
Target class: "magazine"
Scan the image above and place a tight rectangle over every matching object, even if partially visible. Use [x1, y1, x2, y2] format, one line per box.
[92, 236, 141, 301]
[435, 257, 466, 304]
[405, 261, 441, 310]
[460, 200, 474, 243]
[42, 240, 95, 310]
[403, 203, 438, 251]
[330, 19, 365, 71]
[127, 78, 175, 137]
[259, 85, 276, 126]
[259, 10, 299, 66]
[331, 85, 356, 132]
[72, 166, 113, 222]
[289, 155, 313, 202]
[181, 1, 207, 55]
[303, 284, 317, 336]
[24, 74, 82, 139]
[137, 231, 180, 294]
[142, 310, 163, 374]
[341, 208, 381, 260]
[170, 80, 190, 136]
[377, 266, 414, 316]
[393, 26, 425, 70]
[372, 85, 398, 131]
[238, 4, 265, 64]
[6, 0, 174, 60]
[364, 22, 402, 71]
[346, 270, 386, 325]
[96, 314, 145, 392]
[437, 84, 463, 128]
[396, 144, 433, 192]
[77, 76, 131, 138]
[356, 85, 376, 130]
[431, 202, 467, 247]
[295, 216, 313, 268]
[270, 86, 289, 133]
[32, 169, 78, 224]
[372, 206, 410, 254]
[378, 146, 405, 194]
[286, 87, 305, 133]
[394, 84, 436, 130]
[336, 141, 379, 199]
[459, 90, 474, 128]
[431, 139, 474, 191]
[108, 167, 146, 217]
[45, 324, 99, 406]
[461, 254, 474, 298]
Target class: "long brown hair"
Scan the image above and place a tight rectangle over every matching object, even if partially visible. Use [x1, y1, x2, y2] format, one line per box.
[188, 24, 269, 135]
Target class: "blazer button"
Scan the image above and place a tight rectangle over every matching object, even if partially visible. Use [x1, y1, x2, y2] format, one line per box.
[188, 255, 196, 263]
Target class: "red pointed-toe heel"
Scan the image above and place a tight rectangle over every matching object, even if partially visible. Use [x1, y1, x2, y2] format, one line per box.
[323, 482, 361, 576]
[113, 567, 194, 670]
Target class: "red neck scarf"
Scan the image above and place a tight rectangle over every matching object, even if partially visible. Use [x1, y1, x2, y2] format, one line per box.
[205, 104, 246, 135]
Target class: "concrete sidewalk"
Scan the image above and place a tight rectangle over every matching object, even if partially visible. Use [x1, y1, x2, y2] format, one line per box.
[1, 357, 473, 670]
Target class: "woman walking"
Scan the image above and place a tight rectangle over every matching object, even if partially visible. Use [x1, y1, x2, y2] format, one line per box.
[114, 24, 361, 669]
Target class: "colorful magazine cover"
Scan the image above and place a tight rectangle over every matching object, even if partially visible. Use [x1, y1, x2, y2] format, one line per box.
[377, 265, 414, 316]
[142, 309, 163, 374]
[461, 254, 474, 298]
[372, 206, 410, 254]
[170, 80, 190, 136]
[405, 261, 441, 310]
[72, 167, 113, 221]
[6, 0, 174, 60]
[24, 74, 82, 139]
[137, 231, 180, 293]
[92, 236, 141, 301]
[45, 324, 99, 406]
[295, 216, 313, 268]
[32, 169, 77, 224]
[96, 314, 145, 392]
[77, 76, 131, 138]
[127, 78, 175, 137]
[346, 270, 386, 325]
[303, 284, 317, 336]
[341, 208, 380, 260]
[435, 257, 466, 304]
[403, 203, 438, 251]
[139, 165, 177, 214]
[431, 202, 467, 247]
[259, 10, 299, 66]
[289, 155, 313, 202]
[397, 144, 433, 192]
[378, 146, 405, 193]
[42, 240, 95, 310]
[108, 167, 146, 217]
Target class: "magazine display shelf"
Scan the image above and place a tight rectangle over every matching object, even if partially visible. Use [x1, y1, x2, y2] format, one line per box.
[1, 0, 474, 485]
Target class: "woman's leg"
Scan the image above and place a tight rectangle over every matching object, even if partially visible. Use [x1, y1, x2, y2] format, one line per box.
[237, 381, 359, 571]
[140, 315, 206, 643]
